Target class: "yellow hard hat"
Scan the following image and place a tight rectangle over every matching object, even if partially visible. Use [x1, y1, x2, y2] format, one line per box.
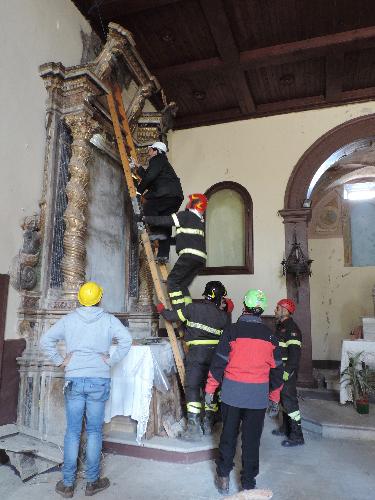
[78, 281, 103, 307]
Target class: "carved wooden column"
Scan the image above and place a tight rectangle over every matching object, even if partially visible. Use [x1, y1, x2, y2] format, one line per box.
[279, 208, 314, 388]
[62, 112, 98, 291]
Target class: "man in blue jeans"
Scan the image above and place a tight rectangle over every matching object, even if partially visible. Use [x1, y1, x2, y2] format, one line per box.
[40, 282, 132, 498]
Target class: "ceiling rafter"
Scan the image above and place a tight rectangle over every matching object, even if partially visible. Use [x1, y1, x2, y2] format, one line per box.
[153, 25, 375, 79]
[199, 0, 255, 115]
[325, 51, 344, 102]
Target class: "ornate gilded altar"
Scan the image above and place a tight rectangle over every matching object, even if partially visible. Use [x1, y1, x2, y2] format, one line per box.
[11, 23, 181, 445]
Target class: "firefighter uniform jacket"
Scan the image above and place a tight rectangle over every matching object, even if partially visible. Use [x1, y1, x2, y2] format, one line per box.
[276, 317, 302, 376]
[161, 301, 229, 346]
[205, 315, 284, 409]
[143, 210, 206, 261]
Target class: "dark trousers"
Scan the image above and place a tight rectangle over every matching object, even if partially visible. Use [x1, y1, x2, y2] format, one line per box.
[217, 403, 266, 489]
[143, 196, 182, 258]
[185, 345, 216, 407]
[280, 372, 300, 417]
[167, 255, 205, 307]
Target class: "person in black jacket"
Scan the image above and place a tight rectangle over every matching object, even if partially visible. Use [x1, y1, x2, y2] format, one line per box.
[157, 281, 234, 440]
[136, 141, 183, 262]
[143, 193, 208, 309]
[272, 298, 304, 447]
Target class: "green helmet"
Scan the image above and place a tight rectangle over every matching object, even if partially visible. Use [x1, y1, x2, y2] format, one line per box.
[243, 289, 268, 310]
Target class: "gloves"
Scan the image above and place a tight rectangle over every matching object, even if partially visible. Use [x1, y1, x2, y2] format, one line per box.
[156, 303, 165, 314]
[224, 298, 234, 313]
[267, 400, 279, 418]
[283, 371, 290, 382]
[205, 393, 214, 406]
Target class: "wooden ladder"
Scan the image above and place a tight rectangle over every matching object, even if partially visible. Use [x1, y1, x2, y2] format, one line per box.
[106, 82, 185, 386]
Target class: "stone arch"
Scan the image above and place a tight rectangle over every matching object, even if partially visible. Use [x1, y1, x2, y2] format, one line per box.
[280, 113, 375, 387]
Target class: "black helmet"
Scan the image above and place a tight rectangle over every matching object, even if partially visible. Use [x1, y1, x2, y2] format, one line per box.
[203, 281, 227, 306]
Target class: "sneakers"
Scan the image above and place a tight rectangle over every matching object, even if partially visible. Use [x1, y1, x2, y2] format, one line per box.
[85, 477, 110, 496]
[55, 481, 74, 498]
[215, 474, 229, 495]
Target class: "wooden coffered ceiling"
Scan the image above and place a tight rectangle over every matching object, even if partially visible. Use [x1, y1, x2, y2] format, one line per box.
[73, 0, 375, 129]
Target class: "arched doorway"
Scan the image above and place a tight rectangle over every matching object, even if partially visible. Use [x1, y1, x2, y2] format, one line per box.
[280, 113, 375, 387]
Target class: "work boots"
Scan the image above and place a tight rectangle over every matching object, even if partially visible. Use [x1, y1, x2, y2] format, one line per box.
[214, 474, 229, 495]
[55, 481, 74, 498]
[202, 412, 216, 435]
[85, 477, 110, 496]
[281, 420, 305, 447]
[179, 413, 203, 441]
[272, 412, 290, 437]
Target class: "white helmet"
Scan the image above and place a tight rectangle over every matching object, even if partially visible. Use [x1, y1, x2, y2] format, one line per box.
[148, 141, 167, 154]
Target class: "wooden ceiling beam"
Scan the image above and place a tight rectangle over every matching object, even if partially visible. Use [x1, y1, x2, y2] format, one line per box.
[89, 0, 182, 16]
[240, 26, 375, 68]
[325, 52, 345, 102]
[154, 25, 375, 79]
[200, 0, 255, 114]
[154, 57, 224, 79]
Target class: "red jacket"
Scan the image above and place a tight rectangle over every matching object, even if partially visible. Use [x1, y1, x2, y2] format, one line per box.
[205, 314, 283, 409]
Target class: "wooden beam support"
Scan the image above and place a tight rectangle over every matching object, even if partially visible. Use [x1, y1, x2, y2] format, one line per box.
[240, 25, 375, 68]
[200, 0, 255, 114]
[89, 0, 182, 16]
[154, 25, 375, 79]
[325, 52, 345, 102]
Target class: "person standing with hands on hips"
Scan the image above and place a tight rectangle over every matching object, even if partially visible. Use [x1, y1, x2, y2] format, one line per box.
[40, 282, 132, 498]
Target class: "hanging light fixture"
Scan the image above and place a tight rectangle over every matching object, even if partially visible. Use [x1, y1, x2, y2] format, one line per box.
[281, 231, 313, 295]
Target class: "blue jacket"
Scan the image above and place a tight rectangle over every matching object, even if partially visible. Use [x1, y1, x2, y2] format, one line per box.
[40, 306, 132, 378]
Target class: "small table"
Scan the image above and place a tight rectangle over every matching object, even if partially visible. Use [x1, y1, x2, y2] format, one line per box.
[340, 340, 375, 404]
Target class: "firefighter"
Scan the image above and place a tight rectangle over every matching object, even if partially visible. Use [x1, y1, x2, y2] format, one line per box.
[157, 281, 234, 440]
[143, 193, 208, 310]
[273, 298, 305, 447]
[135, 141, 184, 263]
[205, 289, 283, 494]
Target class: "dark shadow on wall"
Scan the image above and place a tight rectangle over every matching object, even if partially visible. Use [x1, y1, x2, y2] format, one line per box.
[0, 274, 26, 425]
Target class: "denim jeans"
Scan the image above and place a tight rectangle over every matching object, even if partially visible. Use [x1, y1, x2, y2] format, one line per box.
[63, 377, 110, 486]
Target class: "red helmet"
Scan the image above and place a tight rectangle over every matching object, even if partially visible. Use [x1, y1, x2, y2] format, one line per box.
[186, 193, 208, 213]
[277, 298, 296, 314]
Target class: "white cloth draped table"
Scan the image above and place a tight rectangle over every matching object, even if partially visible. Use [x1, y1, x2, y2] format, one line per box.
[104, 341, 176, 443]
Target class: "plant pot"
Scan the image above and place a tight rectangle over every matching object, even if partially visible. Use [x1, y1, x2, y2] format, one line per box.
[355, 397, 369, 414]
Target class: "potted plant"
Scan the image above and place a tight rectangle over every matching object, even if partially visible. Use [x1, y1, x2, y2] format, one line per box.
[341, 351, 375, 414]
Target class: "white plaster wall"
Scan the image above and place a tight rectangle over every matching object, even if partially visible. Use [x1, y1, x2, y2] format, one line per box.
[309, 238, 375, 360]
[0, 0, 91, 339]
[168, 102, 375, 359]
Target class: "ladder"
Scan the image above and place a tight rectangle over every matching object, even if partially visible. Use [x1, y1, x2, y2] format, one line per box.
[106, 82, 185, 386]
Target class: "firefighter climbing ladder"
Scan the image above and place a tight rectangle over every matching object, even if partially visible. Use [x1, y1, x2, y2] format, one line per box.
[106, 82, 185, 386]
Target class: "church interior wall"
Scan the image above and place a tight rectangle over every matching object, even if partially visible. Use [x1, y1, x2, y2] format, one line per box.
[168, 101, 375, 361]
[1, 0, 91, 340]
[309, 237, 375, 360]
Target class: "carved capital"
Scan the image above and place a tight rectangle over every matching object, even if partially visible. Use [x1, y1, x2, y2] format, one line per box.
[61, 113, 98, 291]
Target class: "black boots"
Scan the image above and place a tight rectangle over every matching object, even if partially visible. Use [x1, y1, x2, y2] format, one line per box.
[85, 477, 110, 496]
[215, 474, 229, 495]
[202, 412, 215, 435]
[272, 412, 290, 436]
[282, 420, 305, 447]
[55, 481, 74, 498]
[179, 412, 203, 441]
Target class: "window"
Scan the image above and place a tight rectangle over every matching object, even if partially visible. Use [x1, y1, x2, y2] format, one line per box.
[201, 181, 253, 275]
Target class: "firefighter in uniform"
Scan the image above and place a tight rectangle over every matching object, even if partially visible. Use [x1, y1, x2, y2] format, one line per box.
[143, 193, 208, 311]
[273, 298, 305, 447]
[157, 281, 233, 440]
